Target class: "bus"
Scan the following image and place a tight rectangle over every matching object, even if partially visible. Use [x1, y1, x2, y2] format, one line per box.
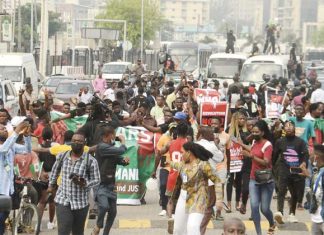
[159, 41, 212, 78]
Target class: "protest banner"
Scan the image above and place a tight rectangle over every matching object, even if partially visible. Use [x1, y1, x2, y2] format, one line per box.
[50, 113, 156, 205]
[199, 101, 228, 127]
[265, 89, 287, 119]
[229, 141, 243, 173]
[194, 88, 220, 105]
[115, 126, 156, 205]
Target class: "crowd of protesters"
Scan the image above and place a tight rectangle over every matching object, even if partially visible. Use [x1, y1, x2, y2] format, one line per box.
[0, 55, 323, 235]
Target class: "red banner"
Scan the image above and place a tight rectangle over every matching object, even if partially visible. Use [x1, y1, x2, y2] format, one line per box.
[229, 141, 243, 173]
[199, 101, 228, 127]
[194, 88, 220, 105]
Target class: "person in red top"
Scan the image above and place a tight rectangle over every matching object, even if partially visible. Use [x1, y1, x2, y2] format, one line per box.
[33, 109, 50, 145]
[160, 122, 188, 220]
[241, 120, 275, 235]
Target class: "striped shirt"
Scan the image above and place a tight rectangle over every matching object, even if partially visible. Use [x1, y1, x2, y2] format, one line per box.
[49, 151, 100, 210]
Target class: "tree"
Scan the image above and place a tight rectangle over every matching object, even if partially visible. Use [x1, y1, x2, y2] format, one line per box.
[96, 0, 162, 48]
[199, 36, 216, 44]
[14, 3, 65, 52]
[312, 26, 324, 47]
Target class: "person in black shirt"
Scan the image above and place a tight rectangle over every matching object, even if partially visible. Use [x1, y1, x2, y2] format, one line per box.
[272, 121, 308, 224]
[172, 97, 184, 115]
[226, 30, 236, 54]
[92, 126, 129, 235]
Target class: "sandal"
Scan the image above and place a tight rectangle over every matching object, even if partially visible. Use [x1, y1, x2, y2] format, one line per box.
[267, 224, 276, 235]
[91, 226, 100, 235]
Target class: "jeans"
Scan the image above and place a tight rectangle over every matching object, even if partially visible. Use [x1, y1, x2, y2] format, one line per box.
[249, 180, 275, 235]
[174, 190, 204, 235]
[277, 174, 304, 215]
[95, 184, 117, 235]
[226, 172, 242, 203]
[241, 171, 250, 206]
[56, 203, 89, 235]
[160, 169, 169, 210]
[0, 211, 9, 235]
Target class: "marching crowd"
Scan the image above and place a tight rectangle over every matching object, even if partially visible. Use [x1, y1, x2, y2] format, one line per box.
[0, 58, 324, 235]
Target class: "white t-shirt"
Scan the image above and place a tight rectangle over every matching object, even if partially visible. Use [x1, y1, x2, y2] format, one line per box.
[311, 88, 324, 104]
[79, 92, 92, 104]
[103, 88, 115, 101]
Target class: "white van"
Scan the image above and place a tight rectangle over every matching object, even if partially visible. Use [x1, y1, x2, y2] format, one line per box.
[240, 55, 288, 86]
[0, 79, 19, 116]
[206, 53, 246, 86]
[102, 62, 133, 83]
[0, 53, 39, 99]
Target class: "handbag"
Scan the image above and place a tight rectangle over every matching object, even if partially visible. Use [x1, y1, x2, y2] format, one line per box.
[0, 195, 12, 212]
[255, 169, 273, 184]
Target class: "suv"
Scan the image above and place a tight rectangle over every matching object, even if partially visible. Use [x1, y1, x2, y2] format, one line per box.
[0, 79, 19, 116]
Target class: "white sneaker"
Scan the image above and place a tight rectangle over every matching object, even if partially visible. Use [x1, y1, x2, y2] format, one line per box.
[274, 211, 284, 224]
[47, 222, 55, 230]
[288, 213, 298, 223]
[158, 210, 167, 216]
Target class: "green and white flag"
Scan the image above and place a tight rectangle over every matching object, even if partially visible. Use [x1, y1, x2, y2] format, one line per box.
[115, 126, 157, 205]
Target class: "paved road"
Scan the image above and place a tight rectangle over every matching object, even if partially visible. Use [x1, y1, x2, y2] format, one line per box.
[19, 188, 313, 235]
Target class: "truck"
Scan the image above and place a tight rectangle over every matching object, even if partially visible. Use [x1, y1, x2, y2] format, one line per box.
[0, 53, 39, 99]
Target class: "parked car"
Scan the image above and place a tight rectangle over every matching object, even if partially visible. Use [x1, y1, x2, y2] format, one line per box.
[0, 79, 19, 117]
[39, 75, 74, 95]
[53, 79, 94, 109]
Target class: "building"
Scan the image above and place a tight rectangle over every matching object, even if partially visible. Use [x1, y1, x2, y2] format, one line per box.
[160, 0, 211, 40]
[270, 0, 318, 39]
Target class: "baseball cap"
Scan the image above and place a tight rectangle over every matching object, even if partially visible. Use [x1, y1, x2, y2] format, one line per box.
[11, 116, 26, 127]
[173, 112, 187, 120]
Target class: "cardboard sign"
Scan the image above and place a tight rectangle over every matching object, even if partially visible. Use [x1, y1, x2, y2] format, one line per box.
[265, 90, 287, 119]
[229, 141, 243, 173]
[199, 101, 228, 127]
[194, 88, 220, 105]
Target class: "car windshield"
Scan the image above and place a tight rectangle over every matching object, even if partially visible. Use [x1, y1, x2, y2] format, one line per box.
[207, 58, 244, 78]
[241, 64, 283, 83]
[0, 66, 22, 82]
[102, 64, 127, 74]
[168, 48, 198, 72]
[45, 78, 62, 86]
[56, 82, 92, 94]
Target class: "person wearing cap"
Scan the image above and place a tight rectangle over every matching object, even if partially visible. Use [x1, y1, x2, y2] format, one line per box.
[272, 121, 308, 224]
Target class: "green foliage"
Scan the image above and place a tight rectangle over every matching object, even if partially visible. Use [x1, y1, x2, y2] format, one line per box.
[96, 0, 162, 48]
[199, 36, 216, 44]
[312, 27, 324, 47]
[14, 3, 65, 51]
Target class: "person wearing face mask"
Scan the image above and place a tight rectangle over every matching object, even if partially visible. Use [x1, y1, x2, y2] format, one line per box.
[241, 120, 275, 235]
[272, 121, 308, 224]
[169, 142, 221, 235]
[91, 126, 129, 235]
[48, 132, 100, 235]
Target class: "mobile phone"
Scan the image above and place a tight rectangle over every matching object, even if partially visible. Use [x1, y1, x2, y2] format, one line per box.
[161, 156, 166, 167]
[290, 167, 302, 174]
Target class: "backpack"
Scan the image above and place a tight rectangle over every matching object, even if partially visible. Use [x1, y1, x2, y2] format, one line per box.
[305, 169, 324, 214]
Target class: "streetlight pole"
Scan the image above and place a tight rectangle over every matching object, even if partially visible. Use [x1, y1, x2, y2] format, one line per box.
[140, 0, 144, 60]
[30, 0, 33, 53]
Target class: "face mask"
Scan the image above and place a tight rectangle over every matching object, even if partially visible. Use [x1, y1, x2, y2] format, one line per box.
[71, 143, 84, 154]
[0, 136, 7, 142]
[214, 127, 220, 133]
[253, 135, 261, 141]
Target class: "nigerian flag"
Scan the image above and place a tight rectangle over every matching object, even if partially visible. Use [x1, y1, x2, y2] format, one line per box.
[50, 111, 88, 132]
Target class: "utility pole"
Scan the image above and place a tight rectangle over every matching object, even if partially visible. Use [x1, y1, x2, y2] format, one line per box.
[39, 0, 48, 76]
[30, 0, 33, 53]
[140, 0, 144, 60]
[17, 0, 21, 51]
[10, 0, 15, 52]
